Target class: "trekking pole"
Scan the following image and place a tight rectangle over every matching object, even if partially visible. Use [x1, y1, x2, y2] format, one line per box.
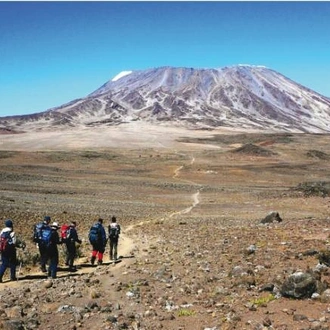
[17, 260, 22, 281]
[16, 248, 22, 281]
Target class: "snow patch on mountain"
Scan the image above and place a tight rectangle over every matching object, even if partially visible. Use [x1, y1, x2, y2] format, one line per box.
[111, 71, 133, 82]
[238, 64, 267, 68]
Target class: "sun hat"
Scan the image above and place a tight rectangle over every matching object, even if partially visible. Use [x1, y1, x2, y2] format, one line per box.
[51, 221, 59, 229]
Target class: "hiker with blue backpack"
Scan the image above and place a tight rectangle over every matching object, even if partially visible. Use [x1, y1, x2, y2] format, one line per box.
[108, 216, 121, 261]
[0, 219, 25, 283]
[89, 218, 107, 265]
[33, 215, 52, 272]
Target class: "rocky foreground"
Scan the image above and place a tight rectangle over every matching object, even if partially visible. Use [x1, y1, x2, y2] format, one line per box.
[1, 213, 330, 330]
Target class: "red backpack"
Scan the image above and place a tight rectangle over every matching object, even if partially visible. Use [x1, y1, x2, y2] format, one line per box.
[60, 224, 70, 242]
[0, 231, 13, 254]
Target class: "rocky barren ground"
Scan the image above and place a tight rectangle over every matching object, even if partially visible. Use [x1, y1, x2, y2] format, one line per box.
[2, 128, 330, 329]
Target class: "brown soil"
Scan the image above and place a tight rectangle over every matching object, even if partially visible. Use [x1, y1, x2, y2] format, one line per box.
[1, 128, 330, 329]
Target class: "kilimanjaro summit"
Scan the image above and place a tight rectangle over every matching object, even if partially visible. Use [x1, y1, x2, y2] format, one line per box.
[1, 65, 330, 134]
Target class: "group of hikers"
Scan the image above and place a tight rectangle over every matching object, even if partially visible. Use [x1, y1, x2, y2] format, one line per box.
[0, 215, 121, 282]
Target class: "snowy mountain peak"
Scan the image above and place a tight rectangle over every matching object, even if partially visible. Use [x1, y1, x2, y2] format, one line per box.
[111, 71, 133, 82]
[1, 65, 330, 133]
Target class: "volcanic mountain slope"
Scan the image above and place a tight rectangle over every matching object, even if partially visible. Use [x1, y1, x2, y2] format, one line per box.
[1, 65, 330, 133]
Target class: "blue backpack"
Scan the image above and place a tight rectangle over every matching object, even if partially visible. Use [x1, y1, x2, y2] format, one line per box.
[33, 222, 44, 243]
[89, 223, 101, 245]
[39, 226, 52, 247]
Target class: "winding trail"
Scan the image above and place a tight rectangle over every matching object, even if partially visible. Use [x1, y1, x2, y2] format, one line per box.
[126, 152, 201, 230]
[169, 191, 200, 217]
[170, 154, 201, 216]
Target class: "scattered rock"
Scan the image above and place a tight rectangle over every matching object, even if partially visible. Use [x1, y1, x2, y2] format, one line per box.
[43, 280, 53, 289]
[318, 250, 330, 266]
[0, 320, 25, 330]
[320, 288, 330, 303]
[260, 211, 283, 224]
[244, 244, 257, 255]
[280, 271, 319, 299]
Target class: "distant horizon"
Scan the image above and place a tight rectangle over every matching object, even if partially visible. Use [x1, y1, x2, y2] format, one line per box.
[1, 1, 330, 117]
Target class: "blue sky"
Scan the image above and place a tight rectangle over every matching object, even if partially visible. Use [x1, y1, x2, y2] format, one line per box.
[0, 1, 330, 117]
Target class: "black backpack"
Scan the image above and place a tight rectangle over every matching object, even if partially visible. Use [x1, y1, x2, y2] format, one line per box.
[108, 223, 119, 239]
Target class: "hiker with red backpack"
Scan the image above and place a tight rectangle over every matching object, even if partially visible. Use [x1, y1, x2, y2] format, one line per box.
[62, 221, 82, 271]
[108, 216, 121, 261]
[89, 218, 107, 265]
[0, 219, 25, 283]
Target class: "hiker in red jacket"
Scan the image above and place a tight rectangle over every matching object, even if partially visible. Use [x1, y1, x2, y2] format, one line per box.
[89, 218, 107, 265]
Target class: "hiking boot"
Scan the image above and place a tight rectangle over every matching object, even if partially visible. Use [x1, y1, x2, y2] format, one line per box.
[91, 256, 96, 265]
[97, 260, 103, 265]
[10, 277, 17, 281]
[41, 266, 47, 273]
[69, 266, 77, 272]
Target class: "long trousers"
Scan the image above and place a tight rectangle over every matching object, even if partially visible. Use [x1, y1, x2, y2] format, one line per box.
[109, 239, 118, 260]
[0, 254, 16, 280]
[65, 242, 76, 268]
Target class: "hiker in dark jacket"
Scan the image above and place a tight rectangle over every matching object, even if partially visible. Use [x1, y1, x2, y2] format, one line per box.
[46, 222, 61, 279]
[89, 218, 107, 265]
[108, 216, 121, 261]
[0, 219, 25, 283]
[33, 215, 51, 272]
[65, 221, 82, 271]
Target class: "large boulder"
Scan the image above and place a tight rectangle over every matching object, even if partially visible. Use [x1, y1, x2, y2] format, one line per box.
[281, 271, 318, 299]
[260, 211, 283, 224]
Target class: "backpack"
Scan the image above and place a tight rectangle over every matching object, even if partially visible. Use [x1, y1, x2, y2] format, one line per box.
[89, 223, 101, 245]
[60, 224, 70, 242]
[33, 222, 44, 243]
[108, 223, 119, 240]
[39, 226, 52, 247]
[0, 231, 13, 254]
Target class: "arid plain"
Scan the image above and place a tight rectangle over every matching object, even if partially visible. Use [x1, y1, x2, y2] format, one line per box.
[1, 124, 330, 330]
